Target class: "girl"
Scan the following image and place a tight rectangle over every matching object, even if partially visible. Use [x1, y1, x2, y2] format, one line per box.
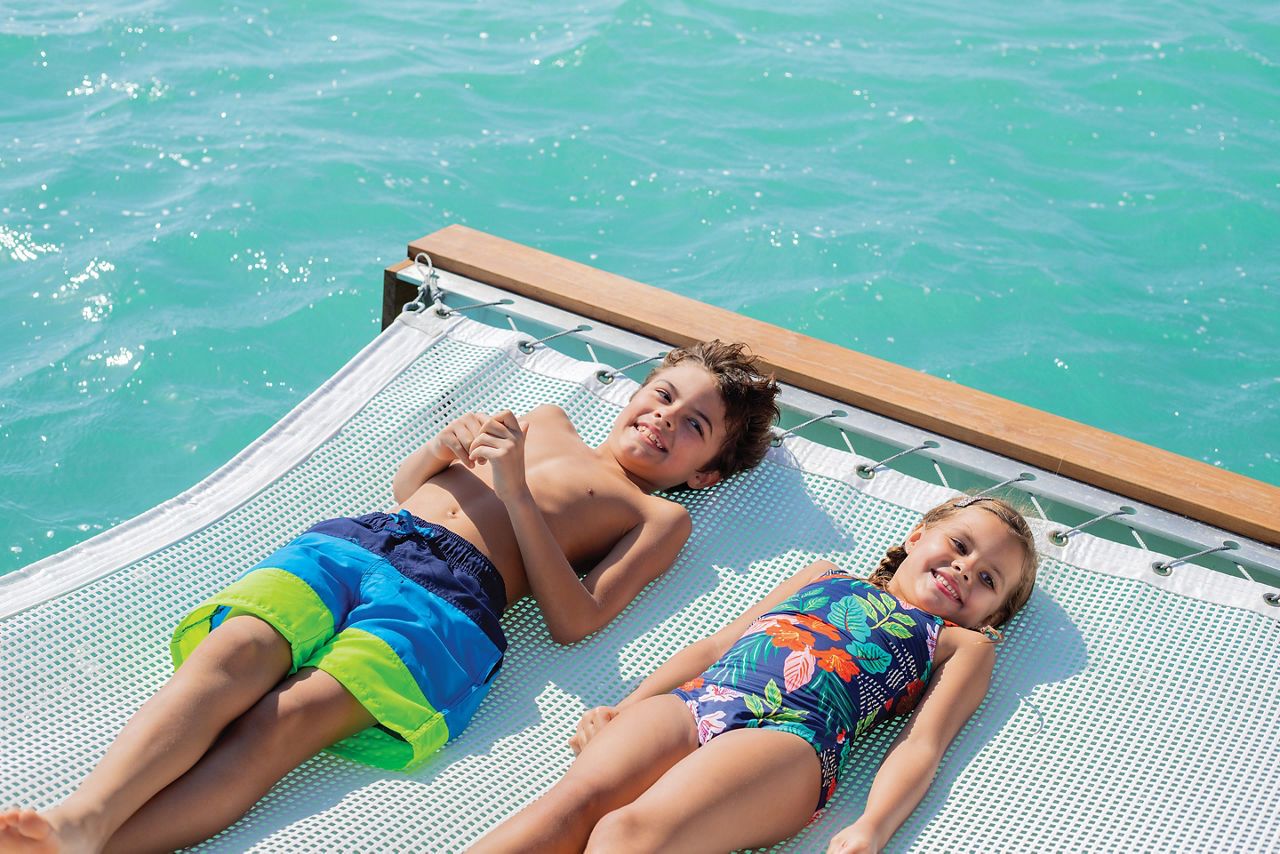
[470, 495, 1038, 854]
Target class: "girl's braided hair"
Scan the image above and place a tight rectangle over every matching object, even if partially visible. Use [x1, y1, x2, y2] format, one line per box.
[867, 495, 1039, 638]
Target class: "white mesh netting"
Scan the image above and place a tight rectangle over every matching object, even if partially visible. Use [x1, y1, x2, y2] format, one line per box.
[2, 309, 1277, 853]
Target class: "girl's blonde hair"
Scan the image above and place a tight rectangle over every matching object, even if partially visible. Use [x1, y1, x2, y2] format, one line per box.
[866, 495, 1039, 637]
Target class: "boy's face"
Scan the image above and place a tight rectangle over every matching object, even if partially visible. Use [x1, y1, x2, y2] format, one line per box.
[607, 362, 726, 492]
[889, 506, 1026, 629]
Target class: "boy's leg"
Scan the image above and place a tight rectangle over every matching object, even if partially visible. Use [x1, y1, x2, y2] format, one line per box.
[468, 695, 700, 854]
[0, 615, 292, 854]
[101, 664, 375, 854]
[585, 727, 821, 854]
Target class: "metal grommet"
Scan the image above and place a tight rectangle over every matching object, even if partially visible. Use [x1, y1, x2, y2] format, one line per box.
[1264, 591, 1280, 607]
[592, 351, 669, 387]
[517, 324, 590, 355]
[1046, 506, 1135, 548]
[856, 439, 939, 481]
[1151, 562, 1173, 577]
[772, 411, 847, 448]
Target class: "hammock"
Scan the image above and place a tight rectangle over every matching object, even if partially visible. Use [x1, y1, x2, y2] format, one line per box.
[3, 252, 1278, 854]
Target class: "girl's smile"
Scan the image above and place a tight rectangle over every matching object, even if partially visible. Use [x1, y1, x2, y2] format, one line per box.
[889, 505, 1026, 628]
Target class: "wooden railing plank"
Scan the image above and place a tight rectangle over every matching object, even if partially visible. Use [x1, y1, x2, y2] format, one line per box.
[396, 225, 1279, 546]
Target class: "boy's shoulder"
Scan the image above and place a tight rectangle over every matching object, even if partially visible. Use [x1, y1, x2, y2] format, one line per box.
[522, 404, 578, 430]
[521, 403, 583, 441]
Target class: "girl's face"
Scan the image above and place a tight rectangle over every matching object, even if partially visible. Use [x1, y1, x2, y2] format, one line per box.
[888, 506, 1027, 628]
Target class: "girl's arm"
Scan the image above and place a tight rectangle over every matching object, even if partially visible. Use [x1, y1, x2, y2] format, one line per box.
[570, 559, 837, 751]
[826, 631, 996, 854]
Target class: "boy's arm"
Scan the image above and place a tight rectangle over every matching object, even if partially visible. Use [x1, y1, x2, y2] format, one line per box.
[392, 412, 491, 504]
[468, 409, 671, 643]
[826, 634, 995, 854]
[505, 489, 690, 644]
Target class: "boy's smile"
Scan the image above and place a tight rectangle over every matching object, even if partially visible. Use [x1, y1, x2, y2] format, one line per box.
[608, 362, 727, 492]
[635, 423, 667, 451]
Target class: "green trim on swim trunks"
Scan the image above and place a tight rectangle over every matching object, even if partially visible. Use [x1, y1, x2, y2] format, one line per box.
[170, 567, 335, 673]
[312, 627, 449, 771]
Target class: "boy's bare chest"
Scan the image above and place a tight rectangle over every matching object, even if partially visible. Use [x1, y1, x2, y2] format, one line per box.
[523, 455, 642, 552]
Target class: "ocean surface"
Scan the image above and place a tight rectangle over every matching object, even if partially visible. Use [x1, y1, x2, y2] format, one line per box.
[2, 1, 1277, 575]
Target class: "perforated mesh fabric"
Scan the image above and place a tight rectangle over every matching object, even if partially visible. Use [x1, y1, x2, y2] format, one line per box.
[2, 311, 1277, 853]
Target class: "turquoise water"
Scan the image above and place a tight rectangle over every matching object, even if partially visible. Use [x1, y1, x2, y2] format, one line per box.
[3, 2, 1277, 575]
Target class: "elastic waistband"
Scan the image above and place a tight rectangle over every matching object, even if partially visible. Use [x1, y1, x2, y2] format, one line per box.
[308, 510, 507, 618]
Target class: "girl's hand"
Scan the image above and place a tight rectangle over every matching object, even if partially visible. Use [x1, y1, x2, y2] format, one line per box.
[826, 823, 882, 854]
[568, 705, 619, 754]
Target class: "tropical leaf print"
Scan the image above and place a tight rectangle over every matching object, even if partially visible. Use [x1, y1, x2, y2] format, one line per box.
[854, 708, 881, 738]
[698, 684, 745, 703]
[827, 596, 870, 642]
[809, 666, 858, 736]
[783, 648, 816, 693]
[741, 678, 809, 727]
[847, 640, 892, 674]
[775, 591, 831, 614]
[692, 575, 937, 760]
[882, 621, 914, 639]
[799, 593, 830, 612]
[710, 632, 776, 687]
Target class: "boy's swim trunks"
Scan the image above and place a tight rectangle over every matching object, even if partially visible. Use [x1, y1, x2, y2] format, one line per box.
[171, 509, 507, 770]
[671, 572, 942, 813]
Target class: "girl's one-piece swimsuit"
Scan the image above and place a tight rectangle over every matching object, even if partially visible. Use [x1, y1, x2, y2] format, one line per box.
[671, 571, 945, 813]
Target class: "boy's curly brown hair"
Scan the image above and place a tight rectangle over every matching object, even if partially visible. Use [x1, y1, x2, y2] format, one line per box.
[644, 340, 779, 480]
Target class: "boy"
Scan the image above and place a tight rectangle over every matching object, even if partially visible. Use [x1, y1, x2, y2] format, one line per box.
[0, 340, 778, 854]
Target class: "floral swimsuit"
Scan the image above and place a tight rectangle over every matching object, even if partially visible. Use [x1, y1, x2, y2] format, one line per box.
[671, 572, 944, 812]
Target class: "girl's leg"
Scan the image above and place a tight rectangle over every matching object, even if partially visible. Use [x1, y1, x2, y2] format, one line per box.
[102, 664, 375, 854]
[585, 727, 822, 854]
[468, 695, 700, 854]
[0, 615, 293, 854]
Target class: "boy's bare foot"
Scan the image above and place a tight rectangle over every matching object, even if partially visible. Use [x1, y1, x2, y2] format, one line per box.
[0, 807, 92, 854]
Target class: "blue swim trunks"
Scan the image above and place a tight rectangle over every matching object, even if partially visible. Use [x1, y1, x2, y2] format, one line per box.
[170, 510, 507, 771]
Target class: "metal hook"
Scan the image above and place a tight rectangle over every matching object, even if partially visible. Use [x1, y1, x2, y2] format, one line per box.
[432, 298, 514, 318]
[1151, 541, 1240, 576]
[517, 324, 591, 354]
[856, 440, 941, 479]
[771, 411, 848, 446]
[403, 252, 442, 313]
[1049, 506, 1136, 547]
[595, 352, 667, 385]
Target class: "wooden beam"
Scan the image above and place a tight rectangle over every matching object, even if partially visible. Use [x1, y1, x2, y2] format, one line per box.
[399, 224, 1280, 547]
